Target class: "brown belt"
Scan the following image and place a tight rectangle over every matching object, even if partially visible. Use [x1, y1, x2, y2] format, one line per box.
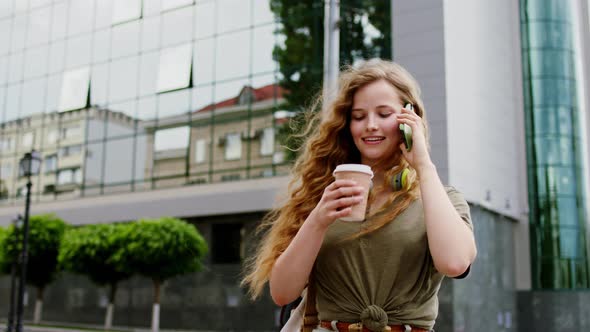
[319, 320, 429, 332]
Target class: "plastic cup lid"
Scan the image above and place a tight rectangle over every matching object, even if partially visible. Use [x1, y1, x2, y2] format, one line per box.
[333, 164, 374, 178]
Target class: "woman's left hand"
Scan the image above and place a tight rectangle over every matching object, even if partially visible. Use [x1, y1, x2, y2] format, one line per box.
[397, 105, 434, 174]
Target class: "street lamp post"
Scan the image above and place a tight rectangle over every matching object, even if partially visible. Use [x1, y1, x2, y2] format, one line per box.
[15, 151, 41, 332]
[6, 215, 23, 332]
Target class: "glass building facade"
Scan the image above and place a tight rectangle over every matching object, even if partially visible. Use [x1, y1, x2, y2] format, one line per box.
[520, 0, 590, 288]
[0, 0, 390, 204]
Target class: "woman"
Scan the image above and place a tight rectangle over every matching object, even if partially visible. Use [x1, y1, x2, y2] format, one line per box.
[242, 59, 477, 332]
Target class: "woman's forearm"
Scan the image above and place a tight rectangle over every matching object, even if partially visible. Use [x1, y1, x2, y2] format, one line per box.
[418, 163, 477, 276]
[269, 212, 327, 306]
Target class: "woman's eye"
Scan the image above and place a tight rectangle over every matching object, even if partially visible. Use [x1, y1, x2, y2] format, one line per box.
[379, 112, 393, 118]
[352, 115, 365, 120]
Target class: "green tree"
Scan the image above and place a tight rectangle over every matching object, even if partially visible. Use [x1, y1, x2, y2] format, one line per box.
[0, 214, 68, 324]
[271, 0, 391, 159]
[115, 217, 208, 332]
[58, 223, 132, 330]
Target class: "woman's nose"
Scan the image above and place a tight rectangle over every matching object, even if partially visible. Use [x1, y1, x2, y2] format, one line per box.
[366, 116, 378, 131]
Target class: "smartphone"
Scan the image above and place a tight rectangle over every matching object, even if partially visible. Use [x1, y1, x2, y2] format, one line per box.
[399, 103, 413, 152]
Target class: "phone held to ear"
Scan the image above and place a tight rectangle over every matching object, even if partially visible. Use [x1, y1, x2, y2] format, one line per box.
[399, 103, 413, 152]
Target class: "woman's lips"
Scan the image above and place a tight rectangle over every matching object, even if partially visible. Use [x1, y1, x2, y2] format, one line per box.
[362, 136, 385, 145]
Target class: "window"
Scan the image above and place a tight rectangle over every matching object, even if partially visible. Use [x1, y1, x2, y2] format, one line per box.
[61, 125, 81, 139]
[157, 44, 192, 93]
[57, 168, 82, 185]
[0, 137, 14, 151]
[46, 129, 58, 144]
[154, 126, 189, 151]
[260, 127, 274, 156]
[21, 132, 34, 149]
[112, 0, 142, 25]
[16, 185, 28, 198]
[59, 145, 82, 158]
[211, 223, 243, 264]
[195, 139, 206, 163]
[224, 133, 241, 160]
[44, 154, 57, 173]
[0, 163, 12, 179]
[59, 67, 90, 111]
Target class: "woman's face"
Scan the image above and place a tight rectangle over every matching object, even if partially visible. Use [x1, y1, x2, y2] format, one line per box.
[349, 79, 404, 167]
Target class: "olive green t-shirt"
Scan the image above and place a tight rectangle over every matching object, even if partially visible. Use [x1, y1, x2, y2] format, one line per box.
[313, 186, 473, 330]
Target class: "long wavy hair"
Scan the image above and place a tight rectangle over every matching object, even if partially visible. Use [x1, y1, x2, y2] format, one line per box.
[241, 59, 429, 299]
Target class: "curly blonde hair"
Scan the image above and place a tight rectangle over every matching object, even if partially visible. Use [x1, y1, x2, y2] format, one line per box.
[241, 59, 429, 299]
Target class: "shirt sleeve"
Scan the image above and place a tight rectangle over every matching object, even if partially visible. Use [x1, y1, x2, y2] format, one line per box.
[445, 186, 473, 231]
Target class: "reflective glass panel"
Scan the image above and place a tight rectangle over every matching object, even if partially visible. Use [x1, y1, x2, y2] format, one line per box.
[91, 63, 109, 107]
[253, 0, 275, 24]
[111, 20, 140, 59]
[224, 133, 241, 160]
[252, 24, 276, 74]
[59, 67, 90, 111]
[24, 46, 49, 79]
[154, 126, 190, 151]
[68, 0, 94, 36]
[21, 77, 47, 117]
[48, 40, 66, 74]
[51, 2, 67, 41]
[45, 74, 61, 112]
[65, 35, 92, 69]
[193, 38, 214, 85]
[217, 0, 250, 34]
[162, 0, 193, 12]
[95, 0, 114, 29]
[0, 19, 10, 56]
[194, 1, 215, 39]
[260, 127, 274, 156]
[5, 83, 21, 121]
[27, 6, 51, 47]
[161, 6, 193, 48]
[195, 138, 206, 163]
[141, 16, 161, 52]
[10, 15, 26, 52]
[0, 56, 7, 85]
[216, 30, 250, 81]
[108, 57, 139, 103]
[104, 137, 134, 184]
[8, 52, 24, 83]
[112, 0, 142, 25]
[139, 51, 159, 97]
[158, 89, 190, 118]
[157, 44, 192, 93]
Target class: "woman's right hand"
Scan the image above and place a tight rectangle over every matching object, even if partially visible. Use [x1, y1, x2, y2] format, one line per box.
[308, 179, 366, 229]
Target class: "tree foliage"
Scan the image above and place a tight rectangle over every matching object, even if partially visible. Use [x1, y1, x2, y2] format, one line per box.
[0, 214, 68, 288]
[58, 223, 131, 286]
[271, 0, 392, 159]
[115, 217, 208, 283]
[0, 226, 7, 272]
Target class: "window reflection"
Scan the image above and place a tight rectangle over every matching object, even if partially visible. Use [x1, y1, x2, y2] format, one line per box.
[224, 133, 241, 160]
[59, 67, 90, 111]
[154, 126, 189, 151]
[104, 137, 134, 184]
[157, 44, 192, 93]
[260, 127, 274, 156]
[112, 0, 142, 25]
[0, 19, 10, 56]
[66, 35, 92, 69]
[195, 139, 206, 163]
[21, 132, 34, 149]
[44, 154, 57, 173]
[24, 46, 49, 79]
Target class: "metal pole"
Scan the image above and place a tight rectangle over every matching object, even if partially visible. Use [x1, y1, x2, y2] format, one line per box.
[15, 180, 32, 332]
[6, 216, 21, 332]
[323, 0, 340, 109]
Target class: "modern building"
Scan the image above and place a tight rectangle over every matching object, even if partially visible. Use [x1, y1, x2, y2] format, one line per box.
[0, 0, 589, 331]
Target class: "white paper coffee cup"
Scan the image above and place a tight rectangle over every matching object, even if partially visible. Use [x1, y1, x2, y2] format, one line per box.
[333, 164, 373, 222]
